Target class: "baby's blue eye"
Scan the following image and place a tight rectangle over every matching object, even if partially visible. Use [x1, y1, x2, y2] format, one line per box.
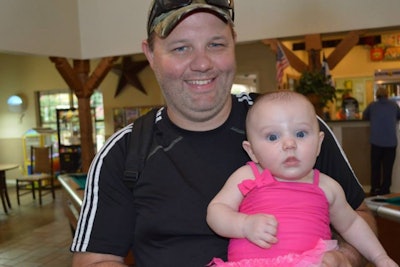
[296, 131, 307, 138]
[267, 134, 278, 141]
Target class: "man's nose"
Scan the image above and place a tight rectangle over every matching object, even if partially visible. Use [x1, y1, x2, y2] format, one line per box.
[190, 51, 213, 72]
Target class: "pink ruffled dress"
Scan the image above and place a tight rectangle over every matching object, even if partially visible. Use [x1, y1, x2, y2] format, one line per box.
[209, 162, 337, 267]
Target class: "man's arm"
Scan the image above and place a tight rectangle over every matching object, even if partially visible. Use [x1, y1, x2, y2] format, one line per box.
[323, 201, 376, 267]
[72, 252, 127, 267]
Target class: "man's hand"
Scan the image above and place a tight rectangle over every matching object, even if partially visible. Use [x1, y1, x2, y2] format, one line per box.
[321, 249, 352, 267]
[324, 201, 374, 267]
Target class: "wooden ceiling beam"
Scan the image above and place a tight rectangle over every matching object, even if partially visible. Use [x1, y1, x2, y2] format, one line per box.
[87, 57, 119, 95]
[326, 30, 365, 69]
[264, 30, 365, 75]
[49, 57, 83, 92]
[263, 39, 308, 73]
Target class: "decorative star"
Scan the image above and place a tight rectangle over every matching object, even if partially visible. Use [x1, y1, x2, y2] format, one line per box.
[112, 56, 149, 97]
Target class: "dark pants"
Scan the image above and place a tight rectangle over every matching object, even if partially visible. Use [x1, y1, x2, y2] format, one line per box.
[370, 144, 397, 195]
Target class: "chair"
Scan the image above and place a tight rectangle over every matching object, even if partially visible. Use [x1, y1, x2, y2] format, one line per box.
[16, 146, 55, 205]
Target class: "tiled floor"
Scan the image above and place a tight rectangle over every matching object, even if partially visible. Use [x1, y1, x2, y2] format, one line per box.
[0, 183, 73, 267]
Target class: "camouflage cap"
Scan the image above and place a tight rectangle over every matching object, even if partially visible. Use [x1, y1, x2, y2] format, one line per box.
[147, 0, 234, 38]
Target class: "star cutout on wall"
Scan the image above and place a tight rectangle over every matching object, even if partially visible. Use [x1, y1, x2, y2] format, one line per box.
[112, 56, 149, 97]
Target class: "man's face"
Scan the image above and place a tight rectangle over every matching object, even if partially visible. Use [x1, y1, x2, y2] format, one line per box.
[143, 12, 236, 129]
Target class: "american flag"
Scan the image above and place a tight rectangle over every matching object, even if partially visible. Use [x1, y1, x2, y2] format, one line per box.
[321, 53, 334, 87]
[276, 43, 289, 86]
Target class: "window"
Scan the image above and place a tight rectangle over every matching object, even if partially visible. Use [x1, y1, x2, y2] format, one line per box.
[36, 89, 105, 151]
[37, 90, 74, 129]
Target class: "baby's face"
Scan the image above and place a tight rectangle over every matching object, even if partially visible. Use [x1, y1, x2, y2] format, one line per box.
[245, 95, 324, 181]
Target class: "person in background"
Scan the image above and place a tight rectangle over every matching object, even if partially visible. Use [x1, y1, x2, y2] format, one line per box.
[71, 1, 376, 266]
[363, 87, 400, 196]
[207, 91, 397, 267]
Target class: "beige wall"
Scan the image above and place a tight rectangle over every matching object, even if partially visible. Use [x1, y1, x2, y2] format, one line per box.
[235, 42, 276, 93]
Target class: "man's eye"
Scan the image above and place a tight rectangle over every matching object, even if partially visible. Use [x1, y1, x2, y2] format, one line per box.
[209, 42, 224, 48]
[173, 46, 188, 53]
[296, 131, 307, 138]
[267, 134, 278, 141]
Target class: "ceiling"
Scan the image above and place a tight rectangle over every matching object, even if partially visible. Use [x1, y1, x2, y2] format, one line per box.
[1, 0, 400, 59]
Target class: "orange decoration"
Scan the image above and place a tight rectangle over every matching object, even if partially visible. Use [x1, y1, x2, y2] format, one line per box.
[370, 47, 384, 61]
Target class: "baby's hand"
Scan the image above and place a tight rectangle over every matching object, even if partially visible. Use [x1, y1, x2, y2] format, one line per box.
[242, 214, 278, 248]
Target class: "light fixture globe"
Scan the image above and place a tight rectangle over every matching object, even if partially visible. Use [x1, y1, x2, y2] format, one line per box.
[7, 94, 26, 113]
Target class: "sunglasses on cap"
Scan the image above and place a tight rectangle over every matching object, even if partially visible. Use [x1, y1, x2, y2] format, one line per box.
[147, 0, 235, 36]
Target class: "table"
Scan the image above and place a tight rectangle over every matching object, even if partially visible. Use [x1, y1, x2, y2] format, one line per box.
[365, 193, 400, 223]
[0, 163, 19, 214]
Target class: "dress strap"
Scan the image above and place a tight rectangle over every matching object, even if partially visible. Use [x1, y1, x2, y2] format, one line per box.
[313, 169, 320, 185]
[247, 161, 261, 179]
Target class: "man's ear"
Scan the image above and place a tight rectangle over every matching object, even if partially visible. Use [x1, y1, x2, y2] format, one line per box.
[242, 140, 259, 163]
[142, 40, 154, 69]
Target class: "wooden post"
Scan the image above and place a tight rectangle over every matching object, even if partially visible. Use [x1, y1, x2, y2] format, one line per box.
[305, 34, 322, 71]
[73, 60, 95, 173]
[50, 56, 119, 173]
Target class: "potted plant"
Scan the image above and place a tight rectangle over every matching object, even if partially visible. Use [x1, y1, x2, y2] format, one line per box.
[295, 70, 336, 117]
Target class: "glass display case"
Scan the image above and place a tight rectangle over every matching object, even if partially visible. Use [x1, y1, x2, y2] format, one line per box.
[56, 108, 95, 173]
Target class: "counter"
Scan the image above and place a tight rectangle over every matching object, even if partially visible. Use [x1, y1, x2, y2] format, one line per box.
[365, 193, 400, 263]
[326, 120, 371, 188]
[365, 193, 400, 223]
[326, 119, 400, 193]
[58, 173, 85, 232]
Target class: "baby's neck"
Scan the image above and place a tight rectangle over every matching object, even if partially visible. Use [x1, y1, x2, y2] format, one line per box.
[273, 170, 314, 184]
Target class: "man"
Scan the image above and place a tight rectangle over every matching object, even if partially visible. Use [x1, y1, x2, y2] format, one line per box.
[72, 1, 375, 266]
[363, 87, 400, 196]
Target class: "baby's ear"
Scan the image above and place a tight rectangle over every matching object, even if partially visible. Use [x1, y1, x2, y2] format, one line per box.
[316, 131, 325, 156]
[242, 140, 259, 163]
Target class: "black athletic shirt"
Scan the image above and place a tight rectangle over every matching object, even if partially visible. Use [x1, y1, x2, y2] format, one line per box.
[71, 93, 365, 267]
